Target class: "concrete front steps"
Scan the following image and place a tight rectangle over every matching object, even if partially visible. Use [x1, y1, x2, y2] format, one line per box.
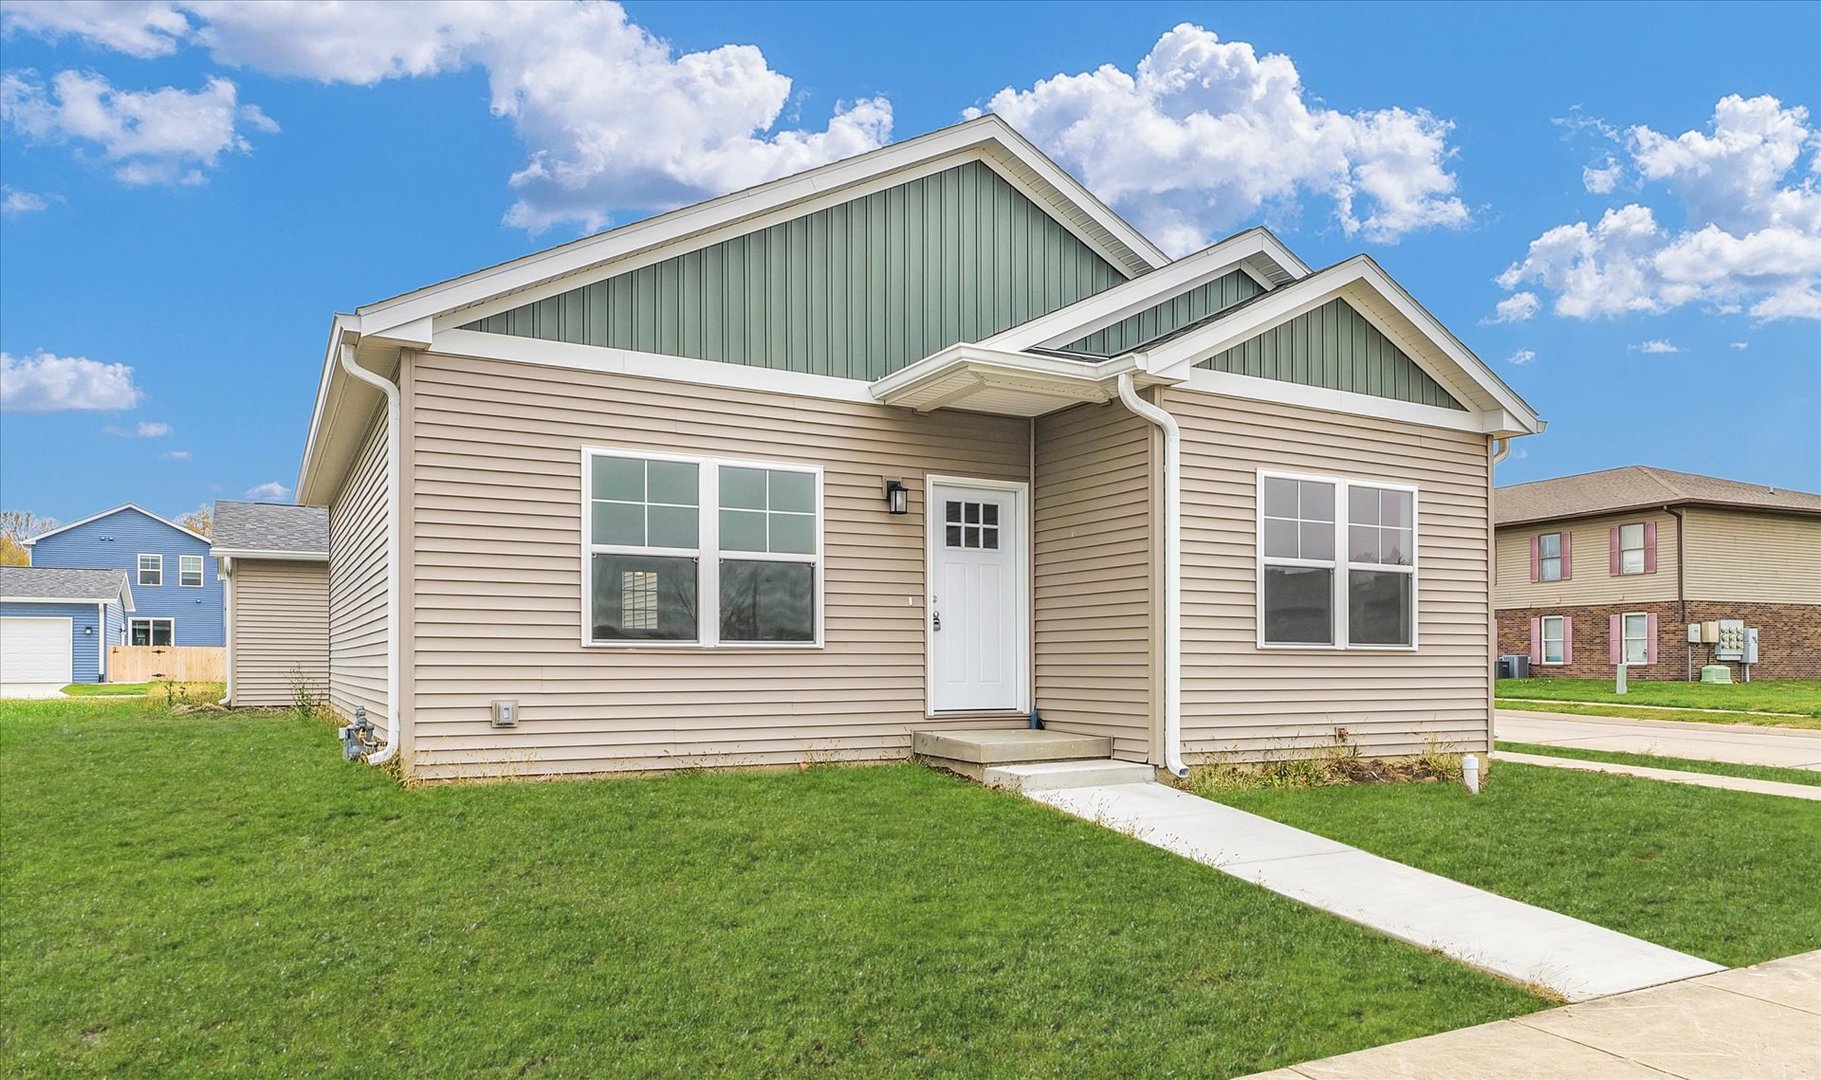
[912, 728, 1155, 790]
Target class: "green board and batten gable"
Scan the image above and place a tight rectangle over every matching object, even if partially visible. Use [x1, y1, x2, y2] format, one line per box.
[1194, 297, 1467, 410]
[462, 160, 1127, 381]
[1060, 270, 1263, 357]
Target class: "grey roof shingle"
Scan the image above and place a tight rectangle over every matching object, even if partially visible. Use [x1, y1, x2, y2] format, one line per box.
[0, 566, 132, 602]
[211, 501, 330, 555]
[1496, 466, 1821, 526]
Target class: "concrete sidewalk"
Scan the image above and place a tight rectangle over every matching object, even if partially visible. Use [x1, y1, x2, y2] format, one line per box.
[1497, 710, 1821, 770]
[1246, 949, 1821, 1079]
[1497, 749, 1821, 801]
[0, 683, 68, 700]
[1025, 782, 1722, 1002]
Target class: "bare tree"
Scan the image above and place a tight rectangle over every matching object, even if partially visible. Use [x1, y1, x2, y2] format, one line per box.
[0, 509, 58, 566]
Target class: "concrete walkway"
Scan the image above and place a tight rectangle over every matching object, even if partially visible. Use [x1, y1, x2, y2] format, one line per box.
[0, 683, 67, 700]
[1497, 710, 1821, 770]
[1498, 750, 1821, 801]
[1025, 782, 1723, 1001]
[1246, 949, 1821, 1079]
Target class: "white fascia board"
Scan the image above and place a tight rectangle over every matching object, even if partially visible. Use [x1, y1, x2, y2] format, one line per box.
[356, 116, 1163, 337]
[22, 503, 209, 546]
[870, 343, 1114, 398]
[1142, 257, 1542, 434]
[295, 314, 356, 505]
[1185, 368, 1497, 435]
[978, 229, 1307, 353]
[208, 547, 329, 562]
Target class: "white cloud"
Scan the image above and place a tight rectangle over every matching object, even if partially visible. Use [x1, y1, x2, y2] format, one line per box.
[1498, 94, 1821, 323]
[244, 481, 290, 500]
[107, 420, 172, 437]
[1582, 157, 1623, 194]
[161, 449, 191, 461]
[972, 24, 1467, 253]
[1487, 291, 1539, 324]
[0, 186, 53, 214]
[1629, 339, 1683, 354]
[1, 349, 142, 413]
[0, 69, 275, 186]
[5, 1, 888, 232]
[1730, 341, 1750, 350]
[1507, 348, 1537, 365]
[0, 1, 194, 58]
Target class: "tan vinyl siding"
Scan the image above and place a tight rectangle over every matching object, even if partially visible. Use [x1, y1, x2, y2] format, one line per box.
[1033, 401, 1153, 761]
[329, 416, 390, 734]
[230, 559, 329, 707]
[1683, 508, 1821, 604]
[405, 350, 1031, 780]
[1169, 390, 1494, 759]
[1493, 511, 1679, 609]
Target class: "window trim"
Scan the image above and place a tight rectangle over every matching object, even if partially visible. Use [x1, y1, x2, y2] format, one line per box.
[1621, 611, 1652, 666]
[128, 616, 175, 646]
[1617, 522, 1647, 576]
[1540, 614, 1567, 665]
[1256, 468, 1420, 652]
[580, 446, 825, 650]
[1537, 531, 1564, 583]
[178, 553, 205, 588]
[136, 553, 163, 587]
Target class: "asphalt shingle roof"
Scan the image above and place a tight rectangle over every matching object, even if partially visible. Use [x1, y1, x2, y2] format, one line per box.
[1495, 466, 1821, 526]
[212, 501, 330, 555]
[0, 566, 131, 602]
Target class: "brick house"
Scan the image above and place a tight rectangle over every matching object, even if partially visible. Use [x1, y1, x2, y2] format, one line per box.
[1495, 466, 1821, 681]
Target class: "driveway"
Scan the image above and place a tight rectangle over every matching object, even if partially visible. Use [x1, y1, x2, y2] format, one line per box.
[1496, 710, 1821, 771]
[0, 683, 68, 700]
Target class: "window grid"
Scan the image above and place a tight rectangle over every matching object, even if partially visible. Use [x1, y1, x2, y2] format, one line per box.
[129, 617, 174, 646]
[179, 554, 205, 588]
[136, 554, 163, 587]
[1258, 470, 1419, 650]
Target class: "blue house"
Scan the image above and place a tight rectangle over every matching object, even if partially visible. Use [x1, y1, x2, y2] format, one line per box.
[26, 504, 223, 647]
[0, 567, 134, 684]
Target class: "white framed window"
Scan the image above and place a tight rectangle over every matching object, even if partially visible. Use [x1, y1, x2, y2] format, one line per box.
[1622, 612, 1651, 664]
[1258, 470, 1418, 650]
[179, 554, 205, 588]
[1618, 523, 1646, 575]
[1541, 615, 1566, 665]
[137, 553, 163, 587]
[1538, 532, 1564, 582]
[129, 617, 174, 646]
[583, 448, 822, 648]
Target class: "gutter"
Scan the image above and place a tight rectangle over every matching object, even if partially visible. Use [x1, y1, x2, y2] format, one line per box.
[337, 342, 403, 767]
[219, 558, 232, 706]
[1114, 368, 1189, 779]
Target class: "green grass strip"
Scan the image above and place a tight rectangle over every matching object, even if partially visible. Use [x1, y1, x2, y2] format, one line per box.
[1495, 698, 1821, 730]
[1498, 741, 1821, 788]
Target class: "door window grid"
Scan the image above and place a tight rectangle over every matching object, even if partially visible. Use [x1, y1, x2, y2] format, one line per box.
[944, 500, 1000, 550]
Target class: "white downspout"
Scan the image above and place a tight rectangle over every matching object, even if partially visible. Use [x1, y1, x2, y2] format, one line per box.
[1115, 370, 1189, 779]
[338, 342, 402, 766]
[218, 559, 232, 705]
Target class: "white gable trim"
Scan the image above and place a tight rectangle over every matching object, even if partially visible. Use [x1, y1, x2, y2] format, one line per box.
[979, 228, 1311, 354]
[21, 503, 209, 547]
[1185, 369, 1514, 435]
[1138, 256, 1541, 433]
[357, 116, 1167, 341]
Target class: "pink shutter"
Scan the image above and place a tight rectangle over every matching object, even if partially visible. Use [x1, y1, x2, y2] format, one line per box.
[1530, 536, 1540, 583]
[1562, 617, 1574, 665]
[1528, 618, 1541, 664]
[1646, 614, 1658, 664]
[1561, 532, 1573, 579]
[1609, 614, 1623, 664]
[1609, 527, 1621, 575]
[1644, 521, 1658, 573]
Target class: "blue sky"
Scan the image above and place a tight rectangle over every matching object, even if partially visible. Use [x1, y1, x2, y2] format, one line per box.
[2, 0, 1817, 525]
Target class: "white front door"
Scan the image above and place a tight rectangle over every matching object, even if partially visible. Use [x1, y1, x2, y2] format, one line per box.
[929, 480, 1025, 712]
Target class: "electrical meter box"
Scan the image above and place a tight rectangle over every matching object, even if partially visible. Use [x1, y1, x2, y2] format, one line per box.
[1744, 628, 1760, 665]
[1685, 622, 1702, 644]
[1715, 619, 1747, 662]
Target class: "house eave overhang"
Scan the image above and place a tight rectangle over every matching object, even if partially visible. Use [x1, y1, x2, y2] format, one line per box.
[1497, 499, 1821, 530]
[208, 547, 330, 562]
[869, 345, 1177, 417]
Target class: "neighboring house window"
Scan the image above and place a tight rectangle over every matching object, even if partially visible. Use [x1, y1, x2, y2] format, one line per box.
[1536, 532, 1565, 582]
[1622, 612, 1651, 665]
[1613, 522, 1654, 575]
[137, 554, 163, 587]
[1539, 615, 1567, 665]
[179, 554, 205, 588]
[584, 450, 821, 646]
[129, 618, 174, 646]
[1259, 471, 1418, 649]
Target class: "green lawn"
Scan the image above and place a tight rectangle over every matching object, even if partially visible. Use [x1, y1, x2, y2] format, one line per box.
[1496, 677, 1821, 717]
[0, 699, 1543, 1077]
[58, 681, 224, 699]
[1498, 741, 1821, 788]
[1494, 699, 1821, 730]
[1212, 762, 1821, 969]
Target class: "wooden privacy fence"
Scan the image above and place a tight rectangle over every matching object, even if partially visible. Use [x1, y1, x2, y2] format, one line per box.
[107, 646, 225, 684]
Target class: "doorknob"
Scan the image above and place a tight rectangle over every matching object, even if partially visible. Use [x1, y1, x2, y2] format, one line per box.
[932, 610, 941, 632]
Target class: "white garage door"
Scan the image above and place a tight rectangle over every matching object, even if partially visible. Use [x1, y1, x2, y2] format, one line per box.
[0, 616, 74, 684]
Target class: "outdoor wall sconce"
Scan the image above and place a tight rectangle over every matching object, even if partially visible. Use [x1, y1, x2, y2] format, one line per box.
[84, 625, 95, 635]
[883, 479, 909, 515]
